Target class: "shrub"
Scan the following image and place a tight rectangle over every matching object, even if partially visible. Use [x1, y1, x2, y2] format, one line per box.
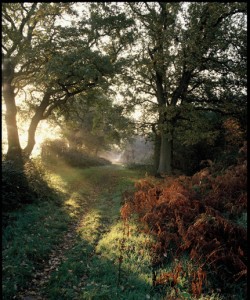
[41, 139, 111, 168]
[121, 142, 247, 297]
[2, 160, 31, 213]
[2, 158, 57, 225]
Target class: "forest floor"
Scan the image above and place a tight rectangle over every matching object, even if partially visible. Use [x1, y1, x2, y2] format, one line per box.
[4, 163, 159, 300]
[3, 161, 245, 300]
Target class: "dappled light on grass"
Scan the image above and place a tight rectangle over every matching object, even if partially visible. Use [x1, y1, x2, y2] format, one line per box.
[48, 196, 156, 299]
[77, 209, 102, 244]
[47, 172, 69, 194]
[42, 163, 158, 299]
[64, 193, 85, 218]
[96, 221, 154, 280]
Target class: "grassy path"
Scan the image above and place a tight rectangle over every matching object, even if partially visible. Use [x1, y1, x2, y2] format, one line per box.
[4, 163, 158, 300]
[44, 164, 155, 300]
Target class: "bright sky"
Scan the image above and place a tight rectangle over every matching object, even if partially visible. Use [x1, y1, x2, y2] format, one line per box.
[2, 86, 62, 157]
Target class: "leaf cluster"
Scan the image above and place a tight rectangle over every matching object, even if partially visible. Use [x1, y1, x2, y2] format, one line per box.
[54, 90, 134, 153]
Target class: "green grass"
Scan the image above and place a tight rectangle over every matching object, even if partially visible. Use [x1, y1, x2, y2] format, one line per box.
[42, 164, 157, 299]
[2, 162, 147, 299]
[2, 200, 72, 299]
[2, 160, 87, 300]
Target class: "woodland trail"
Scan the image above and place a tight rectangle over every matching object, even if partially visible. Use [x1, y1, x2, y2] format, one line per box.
[14, 164, 146, 300]
[15, 219, 85, 300]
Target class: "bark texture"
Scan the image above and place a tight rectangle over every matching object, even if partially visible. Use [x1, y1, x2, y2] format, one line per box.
[3, 58, 22, 161]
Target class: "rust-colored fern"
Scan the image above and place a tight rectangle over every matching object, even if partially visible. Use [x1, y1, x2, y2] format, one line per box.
[121, 142, 247, 296]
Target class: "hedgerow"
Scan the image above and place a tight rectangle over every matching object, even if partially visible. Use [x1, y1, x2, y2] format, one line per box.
[41, 139, 111, 168]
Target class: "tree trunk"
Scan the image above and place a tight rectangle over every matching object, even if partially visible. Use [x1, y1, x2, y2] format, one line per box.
[153, 132, 161, 171]
[24, 92, 51, 158]
[23, 116, 40, 158]
[3, 59, 22, 161]
[157, 130, 172, 175]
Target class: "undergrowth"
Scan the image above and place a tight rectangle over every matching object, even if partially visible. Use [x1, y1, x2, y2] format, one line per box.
[2, 159, 85, 300]
[121, 142, 247, 299]
[2, 158, 54, 222]
[2, 147, 246, 299]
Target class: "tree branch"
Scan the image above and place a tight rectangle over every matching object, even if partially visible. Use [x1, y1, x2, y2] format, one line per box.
[19, 3, 37, 36]
[213, 8, 246, 28]
[42, 95, 70, 119]
[3, 11, 17, 30]
[194, 106, 231, 116]
[172, 70, 192, 105]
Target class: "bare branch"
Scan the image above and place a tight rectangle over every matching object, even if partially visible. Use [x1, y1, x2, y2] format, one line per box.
[3, 11, 17, 30]
[19, 3, 38, 36]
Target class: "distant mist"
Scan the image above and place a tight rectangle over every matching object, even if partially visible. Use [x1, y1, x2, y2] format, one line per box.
[99, 136, 154, 165]
[119, 136, 154, 164]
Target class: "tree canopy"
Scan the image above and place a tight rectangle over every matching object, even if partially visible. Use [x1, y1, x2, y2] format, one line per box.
[114, 2, 247, 173]
[2, 2, 134, 160]
[2, 2, 247, 174]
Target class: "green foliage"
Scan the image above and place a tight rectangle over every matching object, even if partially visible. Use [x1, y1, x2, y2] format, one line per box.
[120, 2, 246, 174]
[42, 165, 154, 299]
[172, 110, 246, 175]
[173, 142, 213, 175]
[171, 108, 222, 174]
[2, 158, 56, 220]
[3, 2, 134, 160]
[64, 149, 111, 168]
[2, 160, 30, 213]
[3, 158, 238, 299]
[126, 164, 155, 176]
[88, 3, 136, 57]
[55, 90, 134, 155]
[176, 107, 221, 146]
[2, 3, 248, 297]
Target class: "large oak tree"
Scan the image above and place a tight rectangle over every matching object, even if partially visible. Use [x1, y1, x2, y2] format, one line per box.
[124, 2, 246, 174]
[2, 3, 77, 160]
[2, 3, 133, 161]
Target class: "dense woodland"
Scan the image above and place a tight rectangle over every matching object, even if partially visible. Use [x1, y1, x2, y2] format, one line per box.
[2, 2, 247, 300]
